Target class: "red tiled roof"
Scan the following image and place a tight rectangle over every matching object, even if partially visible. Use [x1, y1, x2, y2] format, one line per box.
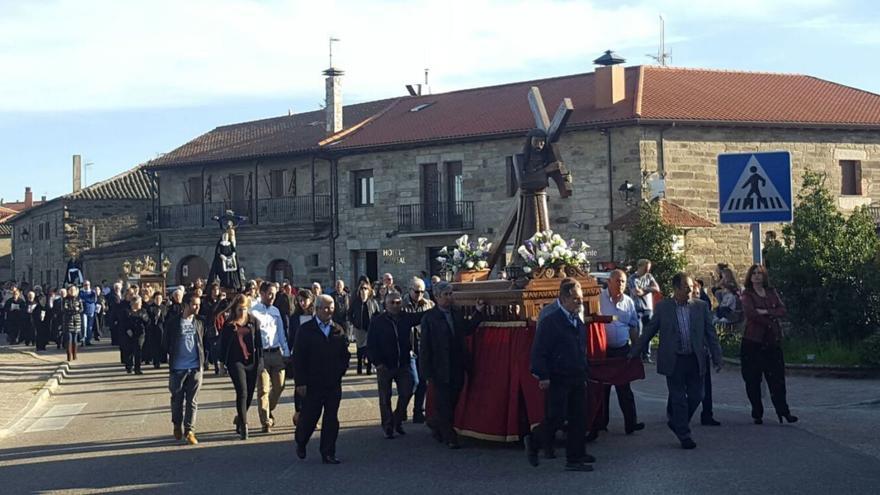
[328, 69, 641, 149]
[1, 201, 45, 213]
[606, 199, 715, 231]
[146, 66, 880, 168]
[147, 99, 399, 168]
[638, 67, 880, 125]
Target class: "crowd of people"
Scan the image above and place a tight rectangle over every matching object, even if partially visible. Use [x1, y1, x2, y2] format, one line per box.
[0, 260, 797, 469]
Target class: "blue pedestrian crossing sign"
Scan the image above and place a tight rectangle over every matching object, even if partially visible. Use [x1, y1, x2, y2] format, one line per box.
[717, 151, 793, 224]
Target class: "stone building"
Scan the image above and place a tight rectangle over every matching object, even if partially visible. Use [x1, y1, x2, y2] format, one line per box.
[10, 164, 156, 287]
[147, 55, 880, 287]
[1, 189, 46, 282]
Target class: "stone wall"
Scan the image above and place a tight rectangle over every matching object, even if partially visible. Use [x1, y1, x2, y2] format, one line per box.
[0, 237, 11, 281]
[638, 126, 880, 281]
[10, 203, 66, 287]
[64, 199, 152, 260]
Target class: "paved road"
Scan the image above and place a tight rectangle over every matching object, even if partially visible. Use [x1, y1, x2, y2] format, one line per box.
[1, 341, 879, 495]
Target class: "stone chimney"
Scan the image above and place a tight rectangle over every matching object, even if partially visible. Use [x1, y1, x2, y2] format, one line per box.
[593, 50, 626, 109]
[24, 187, 33, 208]
[323, 67, 344, 134]
[72, 155, 82, 193]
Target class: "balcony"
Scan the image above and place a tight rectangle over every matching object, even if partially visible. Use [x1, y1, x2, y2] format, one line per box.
[158, 195, 330, 229]
[257, 195, 331, 224]
[398, 201, 474, 234]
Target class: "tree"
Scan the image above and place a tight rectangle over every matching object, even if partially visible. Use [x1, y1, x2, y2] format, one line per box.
[624, 200, 686, 295]
[764, 170, 880, 343]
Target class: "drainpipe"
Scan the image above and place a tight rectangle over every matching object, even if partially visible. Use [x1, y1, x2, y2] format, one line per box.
[254, 160, 259, 224]
[200, 166, 206, 228]
[604, 128, 615, 261]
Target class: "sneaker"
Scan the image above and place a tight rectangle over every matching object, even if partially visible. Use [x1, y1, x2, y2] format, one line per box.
[173, 424, 183, 441]
[185, 431, 199, 445]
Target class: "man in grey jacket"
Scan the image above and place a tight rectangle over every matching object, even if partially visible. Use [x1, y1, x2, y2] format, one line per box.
[629, 272, 722, 449]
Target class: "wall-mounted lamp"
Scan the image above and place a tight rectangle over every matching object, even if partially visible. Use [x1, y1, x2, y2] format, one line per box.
[19, 228, 30, 242]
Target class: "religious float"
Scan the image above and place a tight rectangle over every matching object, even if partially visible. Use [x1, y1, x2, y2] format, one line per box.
[439, 87, 644, 441]
[121, 255, 172, 295]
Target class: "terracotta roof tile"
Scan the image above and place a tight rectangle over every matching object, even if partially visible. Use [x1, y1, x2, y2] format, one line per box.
[639, 67, 880, 125]
[606, 199, 714, 231]
[147, 99, 399, 168]
[146, 66, 880, 166]
[68, 165, 154, 201]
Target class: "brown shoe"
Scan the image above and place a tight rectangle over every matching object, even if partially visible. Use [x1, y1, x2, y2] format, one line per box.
[173, 424, 183, 441]
[185, 431, 198, 445]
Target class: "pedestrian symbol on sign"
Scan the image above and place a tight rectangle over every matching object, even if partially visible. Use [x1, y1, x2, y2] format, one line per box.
[721, 155, 789, 214]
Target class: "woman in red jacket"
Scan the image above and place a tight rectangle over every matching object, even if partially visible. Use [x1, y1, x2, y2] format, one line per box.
[740, 264, 798, 425]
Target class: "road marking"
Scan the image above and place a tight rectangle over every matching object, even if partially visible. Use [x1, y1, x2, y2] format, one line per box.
[36, 483, 181, 494]
[25, 403, 87, 433]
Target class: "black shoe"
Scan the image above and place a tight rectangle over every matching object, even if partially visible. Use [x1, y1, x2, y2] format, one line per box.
[394, 424, 406, 436]
[321, 455, 341, 464]
[585, 430, 599, 443]
[413, 412, 425, 424]
[134, 369, 143, 375]
[296, 443, 306, 459]
[701, 417, 722, 426]
[754, 418, 763, 425]
[126, 368, 132, 374]
[384, 428, 395, 439]
[524, 435, 539, 467]
[154, 363, 161, 369]
[240, 424, 249, 440]
[565, 461, 594, 472]
[778, 413, 798, 424]
[577, 453, 597, 463]
[625, 422, 645, 434]
[680, 438, 697, 449]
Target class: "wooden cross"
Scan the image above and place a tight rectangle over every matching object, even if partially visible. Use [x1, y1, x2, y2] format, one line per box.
[486, 87, 575, 271]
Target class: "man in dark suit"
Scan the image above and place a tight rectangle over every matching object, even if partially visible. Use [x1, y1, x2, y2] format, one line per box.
[419, 281, 485, 449]
[527, 279, 595, 472]
[629, 272, 723, 449]
[293, 294, 351, 464]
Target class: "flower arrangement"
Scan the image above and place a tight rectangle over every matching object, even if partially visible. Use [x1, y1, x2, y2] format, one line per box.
[517, 230, 592, 276]
[436, 235, 492, 273]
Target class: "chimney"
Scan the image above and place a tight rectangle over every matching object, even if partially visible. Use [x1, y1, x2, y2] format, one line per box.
[72, 155, 82, 193]
[41, 195, 47, 202]
[24, 187, 33, 208]
[323, 67, 344, 134]
[593, 50, 626, 109]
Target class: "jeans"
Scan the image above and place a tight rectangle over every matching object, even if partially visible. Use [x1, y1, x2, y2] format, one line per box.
[638, 311, 653, 359]
[81, 314, 95, 344]
[169, 368, 203, 433]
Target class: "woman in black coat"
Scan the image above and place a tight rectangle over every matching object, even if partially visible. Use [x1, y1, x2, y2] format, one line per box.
[348, 282, 380, 375]
[219, 294, 263, 440]
[145, 293, 168, 369]
[123, 297, 150, 375]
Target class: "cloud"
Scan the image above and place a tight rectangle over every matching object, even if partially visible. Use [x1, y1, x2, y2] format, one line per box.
[0, 0, 665, 111]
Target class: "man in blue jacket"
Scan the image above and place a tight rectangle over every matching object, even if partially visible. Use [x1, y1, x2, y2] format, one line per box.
[527, 279, 595, 472]
[79, 280, 98, 346]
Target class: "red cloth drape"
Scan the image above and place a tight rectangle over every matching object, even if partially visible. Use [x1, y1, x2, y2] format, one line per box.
[425, 321, 644, 442]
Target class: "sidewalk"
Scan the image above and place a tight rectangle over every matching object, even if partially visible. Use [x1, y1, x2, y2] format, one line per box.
[0, 334, 115, 439]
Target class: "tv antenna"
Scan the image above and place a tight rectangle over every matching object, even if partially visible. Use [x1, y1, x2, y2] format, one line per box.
[328, 36, 340, 67]
[84, 162, 94, 187]
[646, 15, 671, 66]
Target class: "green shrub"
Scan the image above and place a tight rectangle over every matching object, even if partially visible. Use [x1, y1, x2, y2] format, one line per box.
[623, 200, 686, 296]
[764, 171, 880, 344]
[859, 331, 880, 367]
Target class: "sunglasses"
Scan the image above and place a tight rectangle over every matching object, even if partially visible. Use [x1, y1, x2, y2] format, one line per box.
[412, 290, 424, 294]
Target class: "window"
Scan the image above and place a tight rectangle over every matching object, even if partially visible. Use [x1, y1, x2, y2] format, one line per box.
[186, 177, 203, 205]
[270, 170, 285, 198]
[228, 174, 247, 213]
[505, 156, 518, 197]
[353, 170, 374, 207]
[446, 161, 463, 204]
[38, 223, 43, 240]
[307, 253, 320, 267]
[840, 160, 862, 195]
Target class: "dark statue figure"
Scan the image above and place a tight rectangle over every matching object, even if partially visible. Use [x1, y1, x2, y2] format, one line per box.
[207, 210, 246, 291]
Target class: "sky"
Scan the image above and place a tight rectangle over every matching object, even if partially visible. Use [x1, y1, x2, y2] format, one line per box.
[1, 0, 879, 203]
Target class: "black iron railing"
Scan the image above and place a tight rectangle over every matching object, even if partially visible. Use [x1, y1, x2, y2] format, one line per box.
[158, 204, 203, 229]
[398, 201, 474, 233]
[257, 195, 331, 224]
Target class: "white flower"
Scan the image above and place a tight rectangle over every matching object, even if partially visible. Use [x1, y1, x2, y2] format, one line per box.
[537, 257, 545, 267]
[475, 249, 483, 257]
[436, 257, 446, 263]
[523, 266, 532, 273]
[517, 245, 530, 258]
[439, 246, 448, 255]
[465, 260, 474, 269]
[477, 237, 488, 245]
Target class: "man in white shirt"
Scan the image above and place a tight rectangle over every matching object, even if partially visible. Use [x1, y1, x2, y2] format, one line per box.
[250, 281, 291, 433]
[591, 269, 644, 441]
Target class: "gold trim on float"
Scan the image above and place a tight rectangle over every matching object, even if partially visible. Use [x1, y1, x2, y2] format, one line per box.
[479, 321, 528, 328]
[454, 427, 521, 442]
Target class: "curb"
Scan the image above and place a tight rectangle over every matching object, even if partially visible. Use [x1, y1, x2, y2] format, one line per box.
[0, 348, 71, 440]
[722, 356, 880, 379]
